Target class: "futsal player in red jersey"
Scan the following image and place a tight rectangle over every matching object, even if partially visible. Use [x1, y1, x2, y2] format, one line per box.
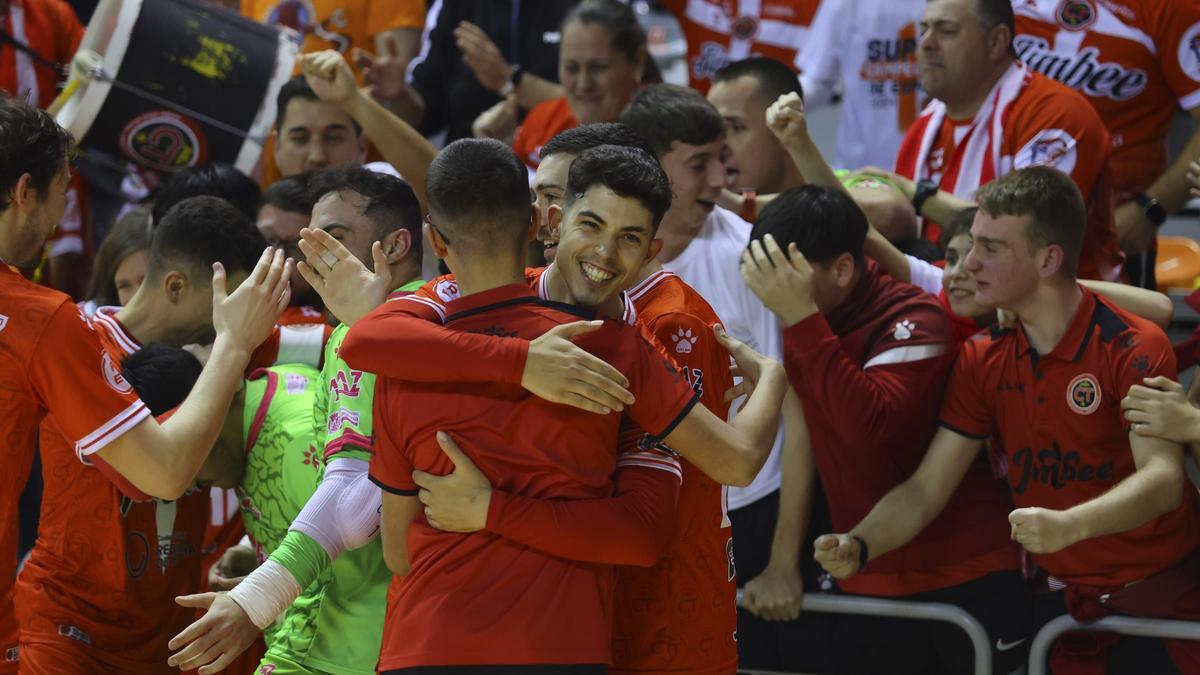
[0, 93, 290, 672]
[817, 167, 1200, 674]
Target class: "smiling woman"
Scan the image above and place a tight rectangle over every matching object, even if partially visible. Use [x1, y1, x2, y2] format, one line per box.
[510, 0, 653, 170]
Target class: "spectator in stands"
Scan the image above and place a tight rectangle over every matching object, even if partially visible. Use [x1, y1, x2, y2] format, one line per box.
[741, 183, 1027, 674]
[498, 0, 649, 170]
[272, 75, 368, 179]
[817, 166, 1200, 675]
[888, 0, 1122, 281]
[256, 174, 326, 326]
[151, 163, 262, 226]
[1014, 0, 1200, 289]
[708, 59, 917, 241]
[393, 1, 579, 143]
[81, 206, 151, 315]
[794, 0, 925, 170]
[657, 0, 820, 93]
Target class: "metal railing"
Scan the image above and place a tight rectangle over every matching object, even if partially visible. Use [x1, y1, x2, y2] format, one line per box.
[735, 591, 993, 675]
[1027, 614, 1200, 675]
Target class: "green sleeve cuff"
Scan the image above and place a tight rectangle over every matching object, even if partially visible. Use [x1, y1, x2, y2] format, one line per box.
[268, 530, 332, 590]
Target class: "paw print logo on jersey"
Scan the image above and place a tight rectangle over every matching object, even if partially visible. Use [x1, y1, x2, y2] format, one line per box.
[672, 328, 698, 354]
[893, 320, 915, 341]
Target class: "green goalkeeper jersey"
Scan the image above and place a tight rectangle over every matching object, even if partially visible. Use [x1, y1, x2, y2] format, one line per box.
[264, 280, 424, 675]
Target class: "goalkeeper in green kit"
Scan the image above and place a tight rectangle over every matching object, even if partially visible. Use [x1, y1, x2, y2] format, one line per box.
[165, 168, 427, 675]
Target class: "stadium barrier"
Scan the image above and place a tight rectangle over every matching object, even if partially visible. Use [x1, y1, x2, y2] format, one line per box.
[735, 590, 993, 675]
[1026, 614, 1200, 675]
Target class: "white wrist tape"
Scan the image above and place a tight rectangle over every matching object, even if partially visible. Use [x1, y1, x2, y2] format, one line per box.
[226, 559, 302, 630]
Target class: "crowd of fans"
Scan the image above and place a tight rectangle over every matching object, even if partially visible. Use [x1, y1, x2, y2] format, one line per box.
[4, 0, 1200, 674]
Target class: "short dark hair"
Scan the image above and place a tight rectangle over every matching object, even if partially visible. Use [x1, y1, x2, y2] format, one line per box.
[541, 122, 657, 161]
[261, 174, 318, 215]
[310, 167, 423, 258]
[275, 75, 362, 136]
[86, 206, 152, 306]
[425, 139, 531, 250]
[751, 185, 868, 265]
[0, 92, 73, 212]
[566, 145, 672, 231]
[973, 0, 1016, 38]
[713, 57, 804, 104]
[148, 196, 268, 282]
[122, 343, 202, 416]
[940, 206, 978, 249]
[976, 166, 1085, 277]
[151, 163, 261, 226]
[619, 84, 726, 156]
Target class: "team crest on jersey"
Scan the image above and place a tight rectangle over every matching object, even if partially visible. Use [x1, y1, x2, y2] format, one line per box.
[434, 278, 460, 303]
[1066, 374, 1101, 415]
[731, 15, 758, 40]
[1178, 23, 1200, 83]
[1017, 129, 1077, 174]
[1056, 0, 1096, 31]
[101, 352, 133, 394]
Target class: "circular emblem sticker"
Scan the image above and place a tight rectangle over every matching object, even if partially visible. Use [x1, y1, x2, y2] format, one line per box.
[1066, 374, 1100, 415]
[119, 110, 207, 173]
[1178, 23, 1200, 83]
[731, 15, 758, 40]
[102, 352, 133, 394]
[1057, 0, 1096, 30]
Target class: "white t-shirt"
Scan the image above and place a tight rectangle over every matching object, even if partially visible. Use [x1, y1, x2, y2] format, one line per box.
[796, 0, 926, 170]
[661, 206, 785, 511]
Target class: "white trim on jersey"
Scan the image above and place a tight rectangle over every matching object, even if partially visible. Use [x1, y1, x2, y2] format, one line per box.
[9, 5, 39, 105]
[683, 0, 809, 50]
[616, 450, 684, 483]
[397, 294, 448, 323]
[276, 324, 325, 367]
[75, 400, 151, 460]
[93, 308, 140, 355]
[628, 269, 678, 303]
[863, 343, 950, 370]
[1014, 0, 1156, 55]
[405, 0, 442, 83]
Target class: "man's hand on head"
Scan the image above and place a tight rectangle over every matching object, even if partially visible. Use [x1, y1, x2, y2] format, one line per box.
[296, 228, 390, 326]
[740, 234, 819, 327]
[212, 248, 292, 354]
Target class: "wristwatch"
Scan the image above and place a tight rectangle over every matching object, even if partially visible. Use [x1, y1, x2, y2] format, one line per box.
[853, 535, 869, 573]
[498, 64, 525, 97]
[1133, 192, 1167, 227]
[911, 178, 939, 216]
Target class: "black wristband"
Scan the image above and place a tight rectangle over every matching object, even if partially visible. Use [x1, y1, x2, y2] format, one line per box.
[911, 179, 938, 216]
[853, 535, 869, 572]
[1133, 192, 1167, 227]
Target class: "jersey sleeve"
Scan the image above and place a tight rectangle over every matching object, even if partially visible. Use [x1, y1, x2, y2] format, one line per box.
[369, 0, 426, 33]
[938, 337, 996, 440]
[248, 324, 332, 372]
[340, 286, 529, 386]
[483, 416, 681, 566]
[321, 327, 377, 462]
[1113, 322, 1178, 433]
[1007, 84, 1110, 205]
[648, 312, 734, 421]
[367, 378, 417, 495]
[620, 327, 701, 441]
[1151, 3, 1200, 110]
[28, 302, 149, 460]
[794, 0, 847, 107]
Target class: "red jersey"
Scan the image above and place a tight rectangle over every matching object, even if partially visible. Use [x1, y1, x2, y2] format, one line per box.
[611, 269, 738, 675]
[0, 0, 82, 109]
[0, 267, 148, 668]
[660, 0, 821, 92]
[784, 263, 1017, 596]
[513, 97, 578, 170]
[940, 287, 1200, 588]
[367, 283, 697, 670]
[895, 62, 1122, 281]
[16, 308, 208, 672]
[1014, 0, 1200, 198]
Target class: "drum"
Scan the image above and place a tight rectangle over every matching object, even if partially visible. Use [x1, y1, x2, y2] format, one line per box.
[55, 0, 299, 175]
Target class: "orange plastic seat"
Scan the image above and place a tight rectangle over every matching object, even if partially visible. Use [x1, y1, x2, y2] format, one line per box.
[1155, 236, 1200, 291]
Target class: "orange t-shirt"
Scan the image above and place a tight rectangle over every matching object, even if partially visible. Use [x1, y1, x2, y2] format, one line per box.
[0, 0, 83, 109]
[660, 0, 820, 92]
[1015, 0, 1200, 198]
[512, 96, 578, 170]
[16, 308, 208, 673]
[0, 268, 148, 668]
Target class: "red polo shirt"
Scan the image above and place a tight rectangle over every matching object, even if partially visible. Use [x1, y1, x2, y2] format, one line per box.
[368, 283, 697, 669]
[941, 287, 1200, 588]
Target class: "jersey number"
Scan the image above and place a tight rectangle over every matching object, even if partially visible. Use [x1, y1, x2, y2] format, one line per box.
[683, 368, 705, 397]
